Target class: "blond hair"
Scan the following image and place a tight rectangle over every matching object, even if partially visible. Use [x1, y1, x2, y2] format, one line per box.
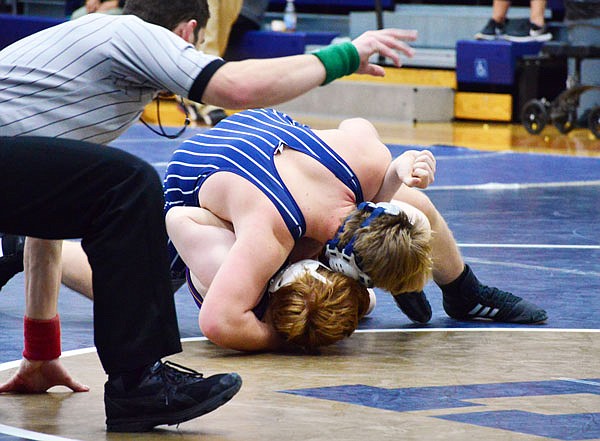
[268, 268, 370, 353]
[337, 207, 432, 294]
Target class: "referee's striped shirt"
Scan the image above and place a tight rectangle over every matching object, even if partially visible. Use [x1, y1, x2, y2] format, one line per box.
[0, 13, 222, 144]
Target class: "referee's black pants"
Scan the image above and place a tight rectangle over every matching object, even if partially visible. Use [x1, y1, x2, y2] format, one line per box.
[0, 137, 182, 374]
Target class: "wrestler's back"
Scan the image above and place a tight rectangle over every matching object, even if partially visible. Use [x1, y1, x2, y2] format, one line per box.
[198, 118, 391, 252]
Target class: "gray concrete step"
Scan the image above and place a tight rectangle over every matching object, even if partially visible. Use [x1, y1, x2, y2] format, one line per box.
[276, 81, 454, 123]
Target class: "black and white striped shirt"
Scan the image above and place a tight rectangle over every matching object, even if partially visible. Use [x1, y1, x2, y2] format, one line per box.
[0, 13, 222, 144]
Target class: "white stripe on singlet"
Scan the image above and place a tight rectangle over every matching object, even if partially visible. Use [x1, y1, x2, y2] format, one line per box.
[0, 13, 221, 144]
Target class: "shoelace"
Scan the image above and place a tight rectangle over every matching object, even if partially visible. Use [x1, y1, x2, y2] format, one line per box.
[154, 361, 205, 406]
[477, 285, 518, 308]
[161, 360, 204, 382]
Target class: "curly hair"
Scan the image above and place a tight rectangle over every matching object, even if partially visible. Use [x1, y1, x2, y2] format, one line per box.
[336, 206, 433, 295]
[123, 0, 210, 32]
[268, 268, 370, 353]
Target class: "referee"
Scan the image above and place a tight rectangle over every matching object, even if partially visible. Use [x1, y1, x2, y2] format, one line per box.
[0, 0, 417, 431]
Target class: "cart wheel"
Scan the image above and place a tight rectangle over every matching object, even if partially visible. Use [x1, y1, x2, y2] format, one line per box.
[589, 107, 600, 139]
[552, 111, 576, 134]
[521, 100, 548, 135]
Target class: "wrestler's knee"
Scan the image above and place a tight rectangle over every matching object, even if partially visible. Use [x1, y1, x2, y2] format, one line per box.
[393, 187, 438, 223]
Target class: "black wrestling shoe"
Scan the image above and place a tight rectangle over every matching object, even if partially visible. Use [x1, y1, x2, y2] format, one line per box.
[392, 291, 432, 324]
[442, 265, 547, 324]
[105, 361, 242, 432]
[0, 234, 25, 291]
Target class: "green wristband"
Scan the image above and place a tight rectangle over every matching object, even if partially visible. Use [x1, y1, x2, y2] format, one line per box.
[312, 42, 360, 85]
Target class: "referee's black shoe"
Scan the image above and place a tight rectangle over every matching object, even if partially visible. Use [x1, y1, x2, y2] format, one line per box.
[392, 291, 432, 324]
[0, 234, 25, 292]
[105, 360, 242, 432]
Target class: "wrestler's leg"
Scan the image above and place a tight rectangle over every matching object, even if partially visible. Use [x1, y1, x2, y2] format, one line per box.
[61, 240, 93, 300]
[392, 186, 547, 324]
[389, 186, 462, 323]
[392, 186, 464, 284]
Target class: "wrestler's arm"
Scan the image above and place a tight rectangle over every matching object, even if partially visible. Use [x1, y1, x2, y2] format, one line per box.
[321, 118, 435, 203]
[167, 207, 288, 352]
[372, 150, 436, 203]
[166, 206, 235, 294]
[166, 206, 232, 230]
[198, 232, 289, 352]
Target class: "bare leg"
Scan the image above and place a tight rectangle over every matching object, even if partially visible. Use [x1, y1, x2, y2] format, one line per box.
[492, 0, 511, 23]
[530, 0, 547, 26]
[24, 238, 62, 320]
[392, 186, 547, 324]
[61, 240, 93, 300]
[389, 186, 465, 324]
[392, 186, 464, 285]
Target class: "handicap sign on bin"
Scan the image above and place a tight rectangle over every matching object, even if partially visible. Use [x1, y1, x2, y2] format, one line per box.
[474, 58, 489, 80]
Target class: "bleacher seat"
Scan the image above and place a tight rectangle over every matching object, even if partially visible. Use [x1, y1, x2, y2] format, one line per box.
[456, 39, 543, 86]
[226, 30, 339, 60]
[0, 13, 65, 50]
[268, 0, 393, 13]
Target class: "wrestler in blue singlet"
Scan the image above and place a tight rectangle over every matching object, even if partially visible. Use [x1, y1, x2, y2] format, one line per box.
[164, 108, 364, 313]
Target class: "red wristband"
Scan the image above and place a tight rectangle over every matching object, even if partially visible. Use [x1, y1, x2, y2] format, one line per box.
[23, 315, 61, 361]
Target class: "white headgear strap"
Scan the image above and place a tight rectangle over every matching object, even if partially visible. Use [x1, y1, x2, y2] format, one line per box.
[324, 244, 373, 287]
[268, 259, 331, 293]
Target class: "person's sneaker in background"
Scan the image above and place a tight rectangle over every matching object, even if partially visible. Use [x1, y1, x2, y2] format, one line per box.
[199, 105, 228, 126]
[504, 19, 552, 42]
[474, 18, 506, 40]
[179, 100, 228, 126]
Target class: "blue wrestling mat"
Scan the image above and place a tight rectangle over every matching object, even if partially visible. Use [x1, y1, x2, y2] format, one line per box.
[115, 124, 600, 187]
[388, 144, 600, 187]
[0, 122, 598, 364]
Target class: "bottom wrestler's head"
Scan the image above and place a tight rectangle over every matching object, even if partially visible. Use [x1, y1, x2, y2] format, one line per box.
[266, 260, 371, 353]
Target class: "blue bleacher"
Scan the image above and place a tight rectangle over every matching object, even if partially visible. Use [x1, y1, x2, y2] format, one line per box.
[268, 0, 393, 12]
[226, 30, 339, 60]
[0, 12, 65, 49]
[456, 39, 544, 86]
